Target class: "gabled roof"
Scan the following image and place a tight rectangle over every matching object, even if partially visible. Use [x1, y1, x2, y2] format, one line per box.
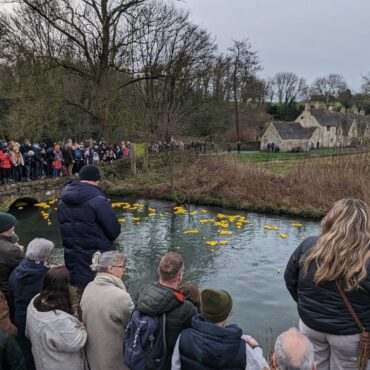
[309, 109, 354, 128]
[272, 122, 318, 140]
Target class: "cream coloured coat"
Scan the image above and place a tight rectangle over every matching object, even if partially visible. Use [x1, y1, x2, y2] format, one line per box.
[80, 273, 134, 370]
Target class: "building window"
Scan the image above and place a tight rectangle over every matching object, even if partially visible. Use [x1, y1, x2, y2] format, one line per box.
[327, 126, 330, 132]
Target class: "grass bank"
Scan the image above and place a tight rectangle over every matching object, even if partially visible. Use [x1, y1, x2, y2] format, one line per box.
[100, 149, 370, 219]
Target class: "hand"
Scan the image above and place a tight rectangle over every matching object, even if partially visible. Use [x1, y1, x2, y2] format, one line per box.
[15, 243, 24, 252]
[243, 336, 259, 348]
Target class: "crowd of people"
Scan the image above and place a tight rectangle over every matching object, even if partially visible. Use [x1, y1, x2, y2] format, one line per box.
[0, 137, 212, 186]
[0, 164, 369, 370]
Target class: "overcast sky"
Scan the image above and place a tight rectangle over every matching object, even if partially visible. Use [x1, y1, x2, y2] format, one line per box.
[177, 0, 370, 91]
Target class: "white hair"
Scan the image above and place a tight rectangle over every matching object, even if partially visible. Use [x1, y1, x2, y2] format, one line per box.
[275, 328, 314, 370]
[26, 238, 54, 262]
[90, 251, 124, 272]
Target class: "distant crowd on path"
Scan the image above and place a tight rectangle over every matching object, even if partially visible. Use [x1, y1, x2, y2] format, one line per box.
[0, 165, 370, 370]
[0, 137, 211, 186]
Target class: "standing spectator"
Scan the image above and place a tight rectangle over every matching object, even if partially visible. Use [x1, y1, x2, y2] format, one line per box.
[63, 141, 74, 176]
[171, 289, 268, 370]
[9, 238, 54, 370]
[45, 145, 55, 178]
[273, 328, 316, 370]
[26, 266, 88, 370]
[23, 150, 35, 181]
[81, 251, 133, 370]
[0, 330, 26, 369]
[57, 165, 120, 315]
[19, 138, 31, 157]
[137, 252, 197, 369]
[0, 213, 24, 305]
[237, 141, 241, 154]
[0, 290, 17, 335]
[11, 144, 24, 183]
[0, 147, 13, 185]
[73, 145, 85, 174]
[52, 144, 63, 178]
[31, 143, 42, 179]
[285, 199, 370, 369]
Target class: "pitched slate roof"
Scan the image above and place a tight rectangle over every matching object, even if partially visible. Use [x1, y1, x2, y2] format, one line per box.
[273, 122, 318, 140]
[309, 109, 357, 135]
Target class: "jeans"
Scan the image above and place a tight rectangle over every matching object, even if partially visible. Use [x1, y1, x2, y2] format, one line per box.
[299, 320, 370, 370]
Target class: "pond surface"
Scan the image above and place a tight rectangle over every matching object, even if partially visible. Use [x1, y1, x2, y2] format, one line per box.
[11, 198, 320, 347]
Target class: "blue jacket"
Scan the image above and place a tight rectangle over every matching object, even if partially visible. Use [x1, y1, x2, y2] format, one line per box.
[179, 315, 246, 370]
[8, 259, 48, 334]
[57, 181, 121, 288]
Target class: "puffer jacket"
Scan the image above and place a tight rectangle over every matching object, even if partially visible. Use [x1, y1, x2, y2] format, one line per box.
[0, 291, 17, 335]
[57, 181, 120, 288]
[285, 235, 370, 335]
[179, 315, 246, 370]
[9, 259, 49, 334]
[138, 283, 197, 370]
[0, 329, 25, 370]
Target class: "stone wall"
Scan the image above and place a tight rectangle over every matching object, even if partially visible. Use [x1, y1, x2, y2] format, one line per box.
[0, 178, 68, 212]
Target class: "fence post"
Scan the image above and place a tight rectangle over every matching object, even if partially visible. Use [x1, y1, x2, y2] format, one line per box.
[143, 144, 149, 172]
[130, 143, 137, 176]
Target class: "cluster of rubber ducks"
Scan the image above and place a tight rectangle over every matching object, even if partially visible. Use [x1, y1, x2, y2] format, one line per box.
[33, 200, 59, 226]
[30, 200, 305, 257]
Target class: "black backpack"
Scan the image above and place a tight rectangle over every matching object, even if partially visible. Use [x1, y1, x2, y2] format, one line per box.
[123, 308, 167, 370]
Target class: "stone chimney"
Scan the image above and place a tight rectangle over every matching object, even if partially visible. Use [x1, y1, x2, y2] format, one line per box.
[340, 106, 346, 114]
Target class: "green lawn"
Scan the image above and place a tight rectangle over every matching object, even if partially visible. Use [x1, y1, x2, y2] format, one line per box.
[230, 147, 362, 162]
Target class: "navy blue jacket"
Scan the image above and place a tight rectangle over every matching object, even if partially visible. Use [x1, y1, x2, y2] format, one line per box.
[285, 235, 370, 335]
[57, 181, 121, 288]
[8, 259, 48, 334]
[179, 315, 246, 370]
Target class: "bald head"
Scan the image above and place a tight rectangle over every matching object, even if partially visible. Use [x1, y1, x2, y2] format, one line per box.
[274, 328, 315, 370]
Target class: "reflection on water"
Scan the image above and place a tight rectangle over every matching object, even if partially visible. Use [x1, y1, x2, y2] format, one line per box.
[11, 198, 320, 344]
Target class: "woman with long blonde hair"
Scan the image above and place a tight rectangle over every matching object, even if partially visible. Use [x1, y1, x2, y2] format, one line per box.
[285, 198, 370, 370]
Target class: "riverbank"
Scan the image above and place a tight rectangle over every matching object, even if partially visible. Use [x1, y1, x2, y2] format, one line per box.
[101, 150, 370, 219]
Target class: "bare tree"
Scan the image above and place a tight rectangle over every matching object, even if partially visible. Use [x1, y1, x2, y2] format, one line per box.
[361, 73, 370, 95]
[2, 0, 150, 142]
[310, 73, 347, 103]
[271, 72, 308, 105]
[228, 40, 261, 141]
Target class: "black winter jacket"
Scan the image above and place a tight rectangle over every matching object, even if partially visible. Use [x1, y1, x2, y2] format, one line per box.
[0, 330, 25, 370]
[8, 259, 48, 334]
[285, 235, 370, 335]
[138, 283, 197, 370]
[57, 181, 121, 287]
[179, 315, 246, 370]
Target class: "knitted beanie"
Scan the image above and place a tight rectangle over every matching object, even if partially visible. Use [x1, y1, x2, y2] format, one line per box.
[79, 165, 101, 181]
[0, 212, 17, 234]
[201, 289, 233, 324]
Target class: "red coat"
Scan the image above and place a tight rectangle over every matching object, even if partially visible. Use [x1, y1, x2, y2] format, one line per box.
[0, 151, 12, 169]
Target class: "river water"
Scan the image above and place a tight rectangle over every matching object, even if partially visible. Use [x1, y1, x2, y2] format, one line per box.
[10, 198, 320, 347]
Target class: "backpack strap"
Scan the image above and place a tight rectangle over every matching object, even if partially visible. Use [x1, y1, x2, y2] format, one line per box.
[335, 280, 365, 332]
[158, 312, 167, 369]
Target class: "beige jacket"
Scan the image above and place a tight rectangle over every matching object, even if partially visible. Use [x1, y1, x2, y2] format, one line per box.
[80, 273, 134, 370]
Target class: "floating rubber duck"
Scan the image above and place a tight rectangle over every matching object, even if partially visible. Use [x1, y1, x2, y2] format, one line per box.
[219, 240, 229, 245]
[280, 233, 288, 239]
[199, 219, 215, 224]
[118, 218, 126, 223]
[218, 230, 233, 236]
[206, 241, 218, 247]
[133, 217, 141, 222]
[291, 223, 303, 228]
[190, 211, 198, 216]
[183, 229, 200, 235]
[201, 210, 208, 214]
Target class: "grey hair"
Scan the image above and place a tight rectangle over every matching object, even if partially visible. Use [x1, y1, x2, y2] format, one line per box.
[275, 328, 314, 370]
[26, 238, 54, 262]
[90, 251, 124, 272]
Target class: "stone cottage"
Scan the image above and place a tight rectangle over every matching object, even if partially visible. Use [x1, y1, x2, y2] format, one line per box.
[260, 122, 320, 152]
[261, 104, 370, 151]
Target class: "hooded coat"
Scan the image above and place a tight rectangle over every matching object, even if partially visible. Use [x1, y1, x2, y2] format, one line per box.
[8, 259, 49, 334]
[80, 273, 134, 370]
[137, 283, 197, 370]
[57, 181, 121, 287]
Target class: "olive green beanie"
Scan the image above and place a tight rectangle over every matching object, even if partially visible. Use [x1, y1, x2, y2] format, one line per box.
[0, 212, 16, 234]
[201, 288, 233, 324]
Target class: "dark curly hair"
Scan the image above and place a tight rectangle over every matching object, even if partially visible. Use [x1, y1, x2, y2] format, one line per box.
[34, 266, 73, 315]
